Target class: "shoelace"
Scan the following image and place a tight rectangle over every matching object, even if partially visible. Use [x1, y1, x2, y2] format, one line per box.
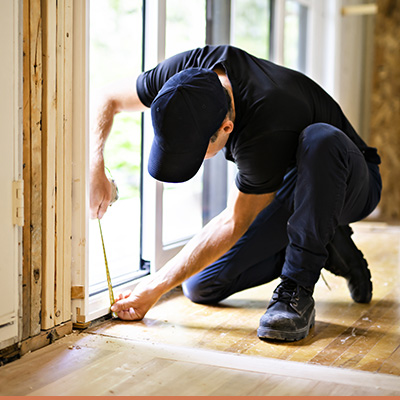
[267, 280, 304, 315]
[272, 279, 300, 305]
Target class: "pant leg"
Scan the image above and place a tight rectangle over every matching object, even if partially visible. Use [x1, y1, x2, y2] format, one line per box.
[282, 123, 382, 287]
[182, 169, 297, 304]
[184, 123, 382, 302]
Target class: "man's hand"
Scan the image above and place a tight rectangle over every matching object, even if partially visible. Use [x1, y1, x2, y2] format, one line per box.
[90, 166, 112, 219]
[111, 286, 161, 321]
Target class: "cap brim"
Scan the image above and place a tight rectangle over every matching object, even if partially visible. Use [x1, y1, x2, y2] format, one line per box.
[148, 137, 208, 183]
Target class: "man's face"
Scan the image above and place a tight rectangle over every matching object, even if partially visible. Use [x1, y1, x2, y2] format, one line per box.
[205, 130, 225, 159]
[204, 117, 234, 159]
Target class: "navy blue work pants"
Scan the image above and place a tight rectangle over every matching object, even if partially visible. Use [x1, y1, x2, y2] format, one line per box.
[182, 123, 382, 304]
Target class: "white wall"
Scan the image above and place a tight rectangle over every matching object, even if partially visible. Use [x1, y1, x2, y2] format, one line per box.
[0, 0, 23, 350]
[308, 0, 375, 140]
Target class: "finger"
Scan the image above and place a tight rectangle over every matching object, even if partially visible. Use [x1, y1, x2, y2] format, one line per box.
[117, 307, 141, 321]
[111, 298, 132, 313]
[97, 199, 110, 219]
[115, 293, 124, 301]
[114, 290, 131, 302]
[90, 211, 97, 220]
[89, 202, 100, 220]
[90, 192, 105, 220]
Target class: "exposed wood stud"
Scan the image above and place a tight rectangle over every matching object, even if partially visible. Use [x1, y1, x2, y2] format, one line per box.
[41, 0, 57, 330]
[22, 0, 32, 340]
[70, 0, 88, 325]
[29, 0, 43, 337]
[62, 0, 73, 324]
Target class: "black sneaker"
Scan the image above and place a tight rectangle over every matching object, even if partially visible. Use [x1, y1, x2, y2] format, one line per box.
[325, 225, 372, 303]
[257, 277, 315, 342]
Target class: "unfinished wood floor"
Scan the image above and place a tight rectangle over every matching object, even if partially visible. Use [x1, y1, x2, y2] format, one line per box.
[88, 221, 400, 375]
[1, 330, 400, 396]
[1, 221, 400, 396]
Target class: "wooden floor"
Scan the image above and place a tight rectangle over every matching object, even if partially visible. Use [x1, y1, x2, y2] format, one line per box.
[1, 221, 400, 396]
[88, 221, 400, 374]
[1, 331, 400, 396]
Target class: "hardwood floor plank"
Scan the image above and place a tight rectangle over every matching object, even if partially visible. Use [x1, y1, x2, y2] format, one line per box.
[2, 331, 400, 396]
[31, 348, 154, 396]
[208, 372, 278, 396]
[309, 288, 399, 367]
[330, 298, 400, 369]
[355, 320, 400, 373]
[0, 340, 115, 395]
[378, 344, 400, 376]
[238, 375, 289, 396]
[267, 377, 320, 396]
[107, 358, 178, 396]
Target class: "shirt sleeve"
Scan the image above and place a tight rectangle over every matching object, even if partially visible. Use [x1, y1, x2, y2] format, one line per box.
[136, 45, 233, 107]
[136, 50, 195, 107]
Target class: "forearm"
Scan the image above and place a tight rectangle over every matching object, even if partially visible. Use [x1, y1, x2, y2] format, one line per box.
[90, 76, 148, 169]
[89, 98, 116, 218]
[90, 99, 118, 169]
[141, 192, 275, 298]
[89, 77, 148, 218]
[145, 210, 240, 295]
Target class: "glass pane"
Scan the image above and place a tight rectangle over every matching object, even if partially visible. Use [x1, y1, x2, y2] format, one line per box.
[165, 0, 206, 57]
[232, 0, 270, 59]
[162, 173, 204, 245]
[89, 0, 143, 295]
[284, 0, 308, 72]
[162, 0, 206, 246]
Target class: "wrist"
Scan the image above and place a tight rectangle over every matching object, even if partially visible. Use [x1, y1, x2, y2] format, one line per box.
[136, 274, 170, 302]
[90, 154, 105, 173]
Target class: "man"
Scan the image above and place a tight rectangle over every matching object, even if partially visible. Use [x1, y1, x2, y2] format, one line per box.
[90, 45, 382, 342]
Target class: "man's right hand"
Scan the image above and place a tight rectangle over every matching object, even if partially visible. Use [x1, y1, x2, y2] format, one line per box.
[111, 286, 162, 321]
[90, 166, 112, 219]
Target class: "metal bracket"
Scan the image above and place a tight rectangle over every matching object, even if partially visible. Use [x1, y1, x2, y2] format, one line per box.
[12, 180, 24, 227]
[341, 4, 377, 16]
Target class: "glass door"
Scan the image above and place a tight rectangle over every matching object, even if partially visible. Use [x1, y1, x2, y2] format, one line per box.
[284, 0, 309, 73]
[88, 0, 145, 298]
[231, 0, 271, 59]
[162, 0, 206, 247]
[141, 0, 208, 271]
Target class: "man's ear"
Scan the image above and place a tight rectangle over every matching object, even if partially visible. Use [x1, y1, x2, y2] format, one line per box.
[222, 119, 234, 135]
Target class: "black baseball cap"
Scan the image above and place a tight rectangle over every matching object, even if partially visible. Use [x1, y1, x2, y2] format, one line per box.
[148, 68, 228, 183]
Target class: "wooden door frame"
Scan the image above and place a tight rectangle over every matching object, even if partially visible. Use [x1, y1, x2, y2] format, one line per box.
[22, 0, 73, 340]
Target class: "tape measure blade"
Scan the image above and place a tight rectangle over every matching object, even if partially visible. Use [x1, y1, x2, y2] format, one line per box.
[98, 219, 116, 309]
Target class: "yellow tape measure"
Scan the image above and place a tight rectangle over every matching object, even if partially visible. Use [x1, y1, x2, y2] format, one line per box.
[98, 218, 118, 318]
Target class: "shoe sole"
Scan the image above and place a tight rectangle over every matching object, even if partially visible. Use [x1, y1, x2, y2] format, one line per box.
[346, 257, 372, 303]
[326, 225, 372, 303]
[329, 242, 372, 303]
[257, 309, 315, 342]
